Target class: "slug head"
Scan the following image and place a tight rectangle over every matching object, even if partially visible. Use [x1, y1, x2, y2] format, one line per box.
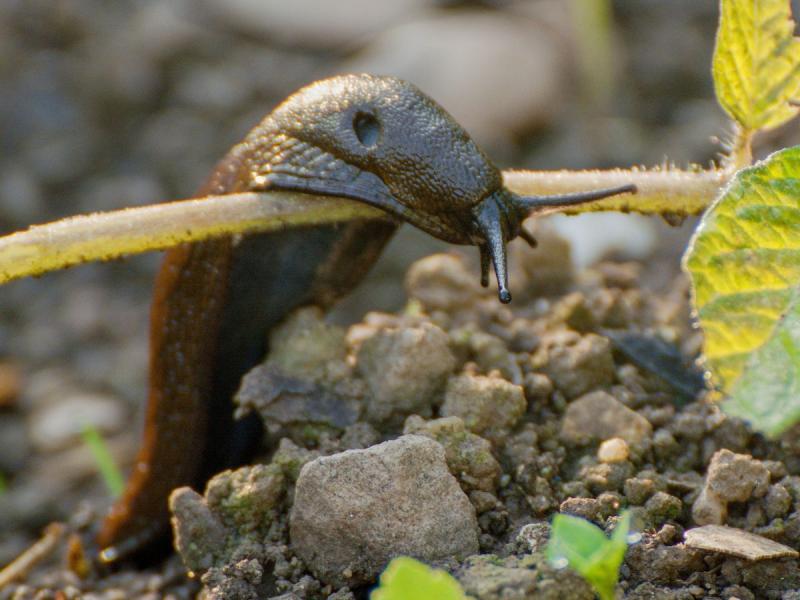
[243, 73, 635, 303]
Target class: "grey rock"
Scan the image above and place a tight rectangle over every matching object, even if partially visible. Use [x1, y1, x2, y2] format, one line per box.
[290, 435, 478, 587]
[684, 525, 799, 561]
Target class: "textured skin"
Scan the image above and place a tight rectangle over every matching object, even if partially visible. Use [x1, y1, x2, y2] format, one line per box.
[96, 74, 516, 561]
[242, 74, 510, 243]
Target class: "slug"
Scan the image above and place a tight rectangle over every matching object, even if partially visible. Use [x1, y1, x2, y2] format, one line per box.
[96, 73, 634, 562]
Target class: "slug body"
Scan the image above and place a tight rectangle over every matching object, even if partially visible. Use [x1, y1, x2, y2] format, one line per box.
[96, 74, 634, 561]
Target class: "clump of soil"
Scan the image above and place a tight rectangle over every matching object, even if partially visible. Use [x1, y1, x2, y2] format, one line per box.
[5, 227, 800, 600]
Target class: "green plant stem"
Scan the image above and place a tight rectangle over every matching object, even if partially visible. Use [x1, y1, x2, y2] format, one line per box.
[0, 167, 727, 286]
[726, 125, 754, 169]
[0, 192, 386, 285]
[569, 0, 614, 110]
[81, 424, 125, 498]
[505, 167, 726, 216]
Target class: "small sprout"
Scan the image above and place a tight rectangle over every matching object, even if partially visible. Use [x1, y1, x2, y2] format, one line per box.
[81, 424, 125, 498]
[371, 556, 466, 600]
[547, 511, 633, 600]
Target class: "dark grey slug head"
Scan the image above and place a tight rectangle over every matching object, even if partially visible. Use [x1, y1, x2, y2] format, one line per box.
[243, 73, 634, 303]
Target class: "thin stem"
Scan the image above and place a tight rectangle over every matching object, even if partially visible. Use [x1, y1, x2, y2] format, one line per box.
[0, 166, 728, 286]
[0, 523, 66, 587]
[725, 125, 754, 170]
[0, 192, 385, 285]
[504, 167, 727, 217]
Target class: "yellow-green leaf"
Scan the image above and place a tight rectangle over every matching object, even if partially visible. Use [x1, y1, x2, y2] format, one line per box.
[371, 557, 466, 600]
[713, 0, 800, 131]
[723, 288, 800, 436]
[684, 146, 800, 436]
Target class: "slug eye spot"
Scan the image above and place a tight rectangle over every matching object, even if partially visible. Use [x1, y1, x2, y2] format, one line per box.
[353, 111, 381, 147]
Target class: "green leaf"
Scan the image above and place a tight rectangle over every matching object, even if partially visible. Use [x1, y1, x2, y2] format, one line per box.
[547, 512, 631, 600]
[713, 0, 800, 131]
[722, 287, 800, 435]
[684, 146, 800, 436]
[371, 557, 466, 600]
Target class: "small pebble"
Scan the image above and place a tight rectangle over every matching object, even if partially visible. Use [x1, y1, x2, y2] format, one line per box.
[598, 437, 630, 463]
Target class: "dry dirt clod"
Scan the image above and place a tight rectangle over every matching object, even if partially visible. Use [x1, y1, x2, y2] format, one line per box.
[451, 327, 523, 384]
[356, 322, 456, 426]
[515, 522, 551, 554]
[440, 373, 526, 443]
[560, 390, 653, 446]
[169, 487, 227, 574]
[692, 449, 770, 526]
[169, 464, 285, 578]
[403, 415, 501, 493]
[235, 364, 360, 433]
[532, 332, 615, 399]
[764, 484, 792, 520]
[264, 307, 348, 380]
[684, 525, 799, 561]
[456, 553, 594, 600]
[205, 464, 285, 532]
[644, 491, 682, 525]
[559, 497, 604, 524]
[289, 435, 479, 588]
[511, 222, 575, 298]
[405, 253, 483, 312]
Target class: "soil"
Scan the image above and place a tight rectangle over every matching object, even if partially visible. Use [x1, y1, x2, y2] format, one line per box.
[5, 228, 800, 600]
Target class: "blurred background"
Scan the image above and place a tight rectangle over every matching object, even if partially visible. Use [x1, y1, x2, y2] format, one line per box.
[0, 0, 797, 562]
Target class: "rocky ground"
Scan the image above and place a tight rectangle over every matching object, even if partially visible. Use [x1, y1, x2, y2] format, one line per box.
[4, 1, 800, 599]
[7, 229, 800, 599]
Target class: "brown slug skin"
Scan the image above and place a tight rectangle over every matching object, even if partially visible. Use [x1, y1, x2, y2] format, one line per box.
[96, 74, 634, 562]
